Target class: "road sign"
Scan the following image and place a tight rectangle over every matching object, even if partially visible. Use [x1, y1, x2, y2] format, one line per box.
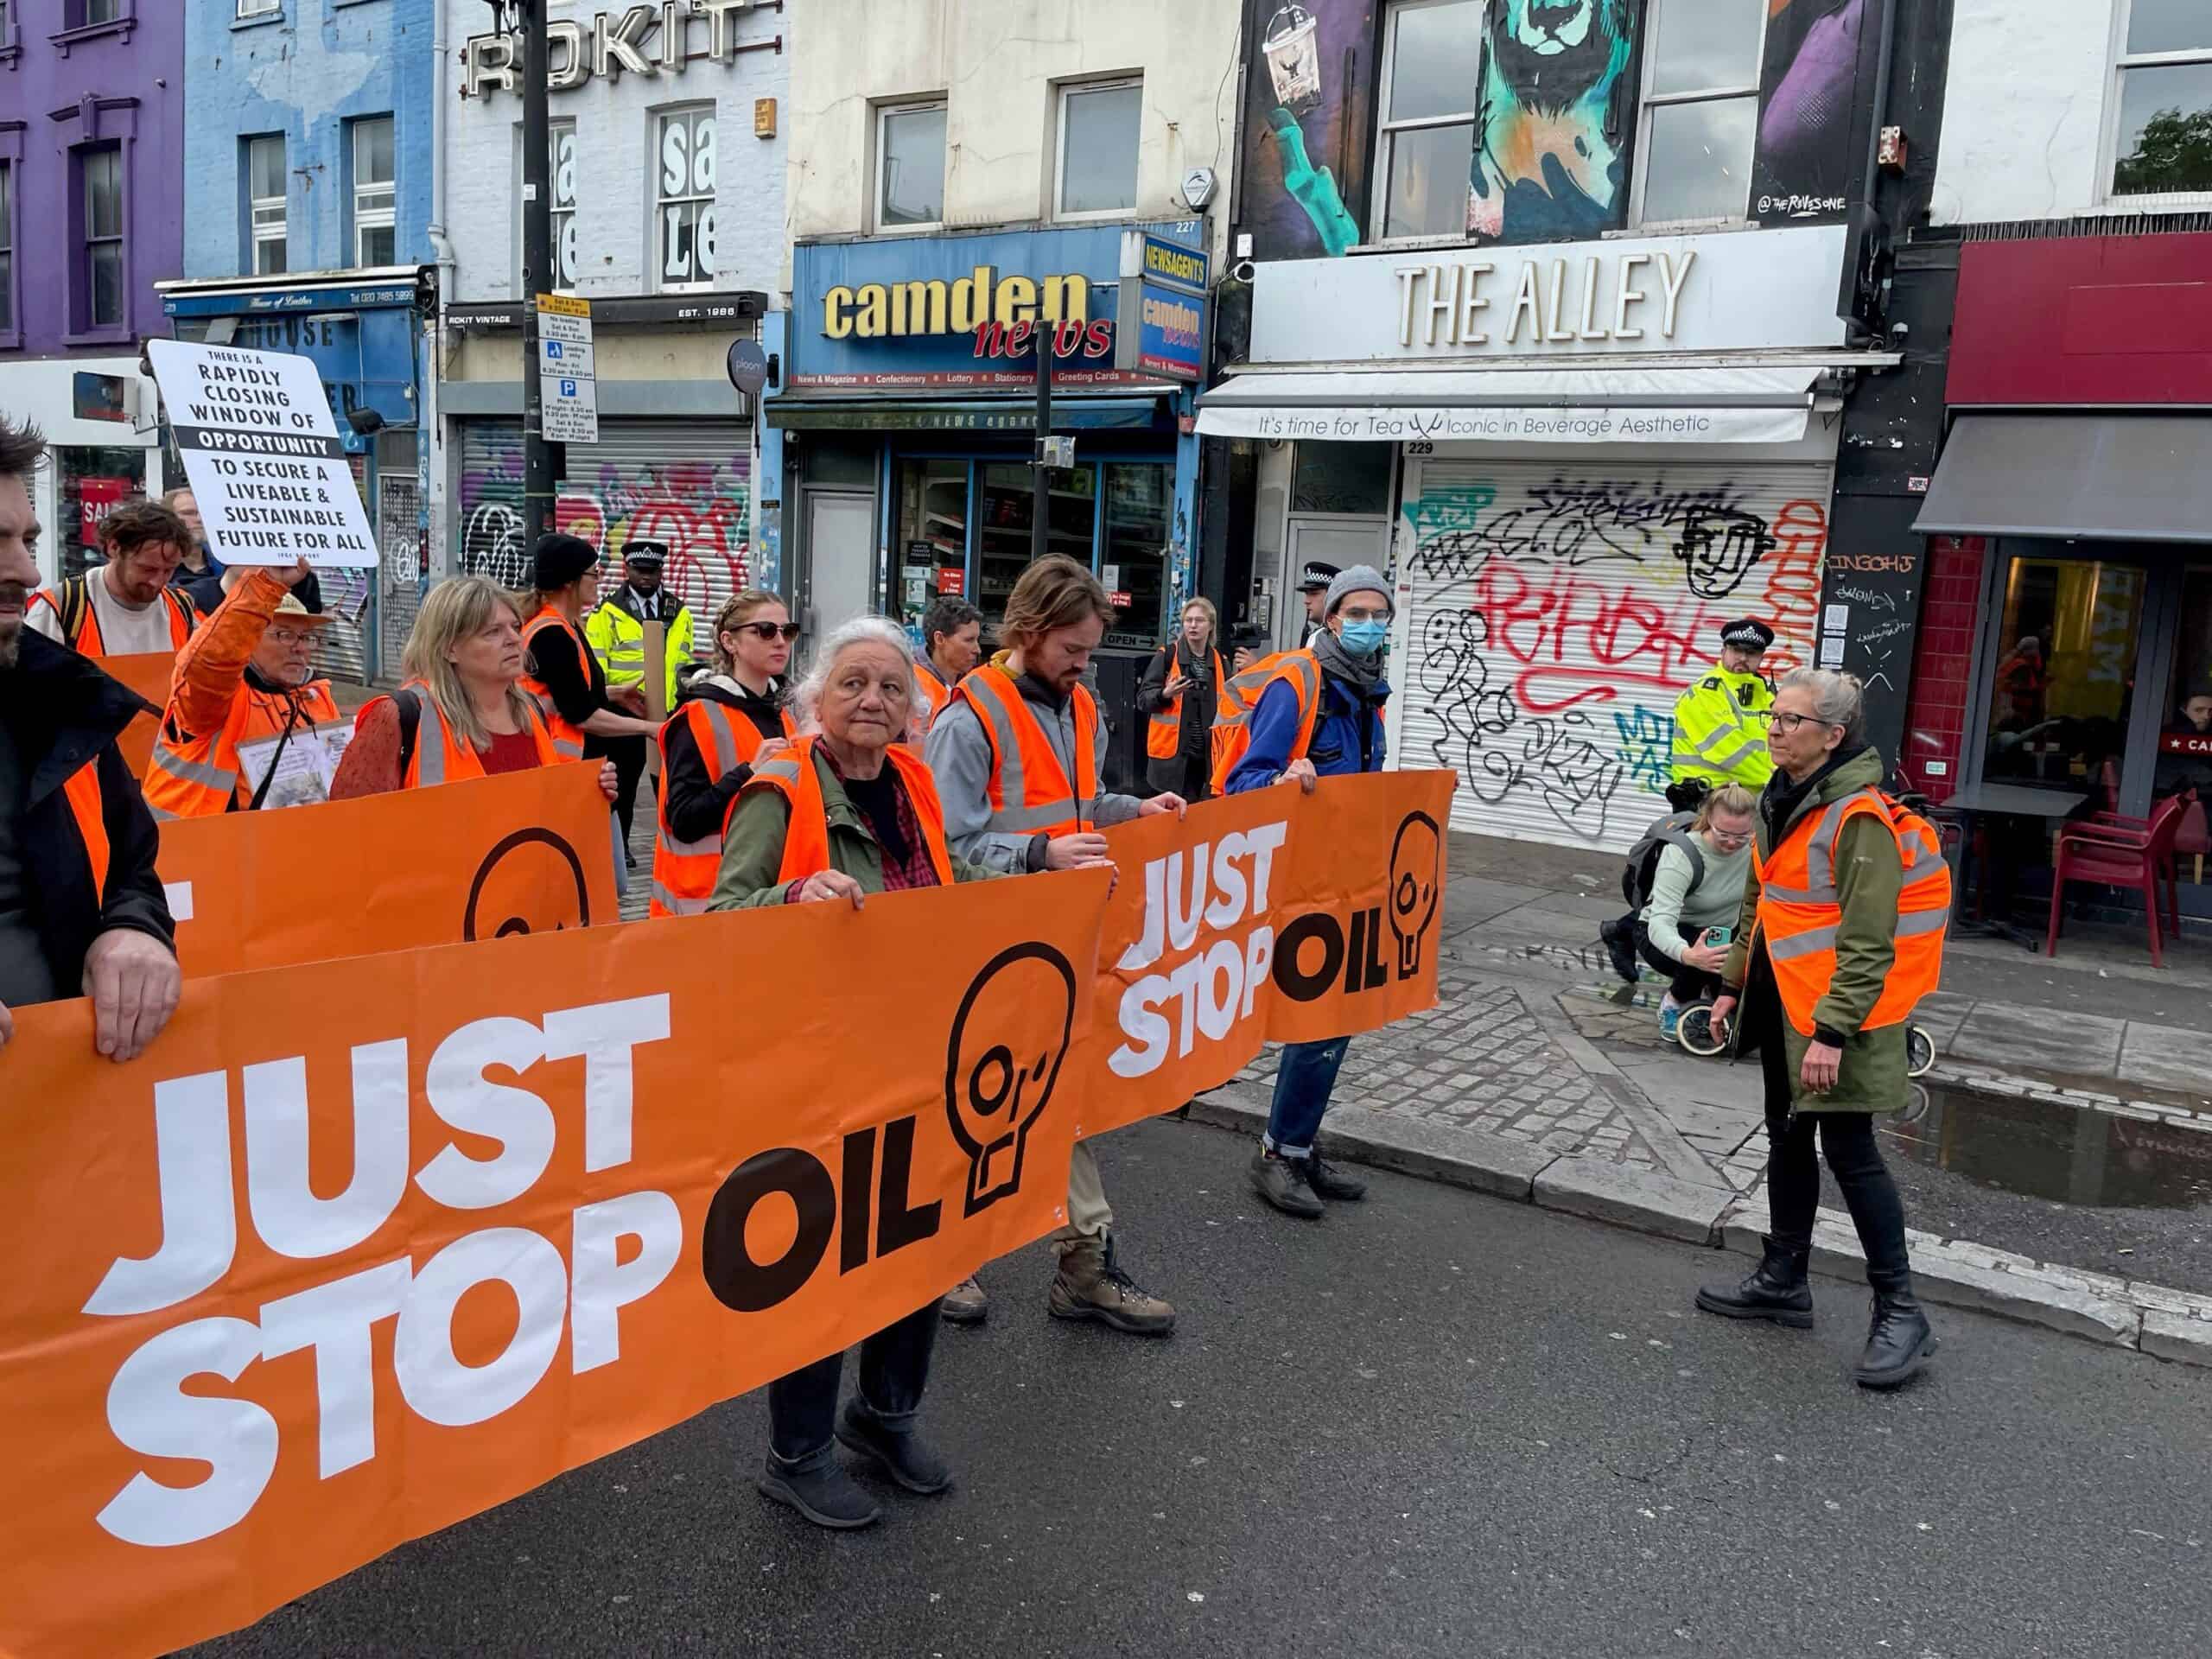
[534, 294, 596, 441]
[540, 372, 599, 442]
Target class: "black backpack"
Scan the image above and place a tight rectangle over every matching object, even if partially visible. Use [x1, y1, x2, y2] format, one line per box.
[1621, 809, 1705, 910]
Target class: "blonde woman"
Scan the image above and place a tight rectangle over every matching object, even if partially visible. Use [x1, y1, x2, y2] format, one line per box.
[330, 575, 619, 799]
[1636, 782, 1758, 1035]
[1136, 596, 1227, 800]
[650, 588, 800, 917]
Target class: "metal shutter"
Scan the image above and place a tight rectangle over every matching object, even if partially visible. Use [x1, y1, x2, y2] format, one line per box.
[1395, 454, 1833, 852]
[456, 418, 754, 671]
[376, 469, 424, 686]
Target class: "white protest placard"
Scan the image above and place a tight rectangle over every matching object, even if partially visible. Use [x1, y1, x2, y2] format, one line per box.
[146, 339, 378, 570]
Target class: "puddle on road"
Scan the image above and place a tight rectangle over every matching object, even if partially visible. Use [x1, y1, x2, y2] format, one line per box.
[1882, 1086, 2212, 1209]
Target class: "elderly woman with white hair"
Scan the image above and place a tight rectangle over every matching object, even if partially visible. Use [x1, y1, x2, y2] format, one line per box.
[709, 614, 995, 1531]
[1702, 667, 1946, 1392]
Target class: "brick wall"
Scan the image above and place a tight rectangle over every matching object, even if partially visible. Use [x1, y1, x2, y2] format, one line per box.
[1899, 535, 1987, 802]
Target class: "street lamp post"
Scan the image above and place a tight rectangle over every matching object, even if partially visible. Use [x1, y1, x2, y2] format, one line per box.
[507, 0, 556, 549]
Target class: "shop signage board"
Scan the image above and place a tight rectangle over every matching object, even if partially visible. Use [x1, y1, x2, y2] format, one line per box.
[1247, 225, 1853, 365]
[537, 294, 599, 444]
[1116, 232, 1208, 383]
[145, 340, 378, 569]
[463, 0, 760, 99]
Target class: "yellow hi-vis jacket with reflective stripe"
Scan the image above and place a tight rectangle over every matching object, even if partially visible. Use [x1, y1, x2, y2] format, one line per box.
[1670, 662, 1776, 790]
[585, 590, 696, 710]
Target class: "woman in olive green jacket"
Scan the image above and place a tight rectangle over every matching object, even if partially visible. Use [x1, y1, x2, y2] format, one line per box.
[1700, 668, 1937, 1391]
[710, 616, 993, 1532]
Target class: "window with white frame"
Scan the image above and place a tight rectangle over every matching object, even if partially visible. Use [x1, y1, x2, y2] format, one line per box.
[246, 134, 286, 276]
[876, 99, 946, 230]
[237, 0, 281, 19]
[655, 106, 716, 290]
[1373, 0, 1481, 241]
[352, 116, 396, 267]
[1636, 0, 1766, 226]
[0, 162, 13, 336]
[1055, 77, 1142, 219]
[83, 145, 124, 329]
[2109, 0, 2212, 199]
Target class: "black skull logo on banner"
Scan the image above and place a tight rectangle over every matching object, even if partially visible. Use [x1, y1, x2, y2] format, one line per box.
[1388, 811, 1442, 980]
[461, 827, 593, 941]
[944, 942, 1077, 1218]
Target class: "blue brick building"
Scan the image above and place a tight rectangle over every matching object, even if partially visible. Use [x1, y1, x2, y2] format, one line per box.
[168, 0, 442, 680]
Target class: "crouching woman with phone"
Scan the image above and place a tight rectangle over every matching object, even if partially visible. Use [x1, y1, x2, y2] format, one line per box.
[1637, 782, 1756, 1039]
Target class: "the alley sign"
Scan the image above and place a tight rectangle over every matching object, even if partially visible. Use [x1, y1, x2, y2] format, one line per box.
[465, 1, 758, 99]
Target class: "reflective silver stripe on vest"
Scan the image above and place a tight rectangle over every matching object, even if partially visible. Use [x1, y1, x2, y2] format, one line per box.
[1766, 923, 1839, 961]
[704, 705, 741, 778]
[651, 880, 712, 916]
[1894, 906, 1950, 938]
[965, 675, 1087, 836]
[393, 686, 451, 786]
[148, 744, 241, 798]
[751, 752, 803, 787]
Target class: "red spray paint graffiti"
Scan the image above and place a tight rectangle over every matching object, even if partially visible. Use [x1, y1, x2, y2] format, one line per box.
[1465, 563, 1737, 715]
[1758, 499, 1827, 678]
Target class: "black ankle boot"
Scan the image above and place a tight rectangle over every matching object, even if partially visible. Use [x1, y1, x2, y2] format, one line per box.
[1854, 1284, 1936, 1389]
[1695, 1236, 1814, 1328]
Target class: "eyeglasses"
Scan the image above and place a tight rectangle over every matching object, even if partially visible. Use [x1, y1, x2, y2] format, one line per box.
[734, 621, 802, 642]
[1706, 827, 1752, 848]
[267, 627, 317, 648]
[1764, 711, 1838, 735]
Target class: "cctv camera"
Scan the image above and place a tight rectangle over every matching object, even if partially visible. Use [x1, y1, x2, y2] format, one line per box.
[1230, 259, 1255, 284]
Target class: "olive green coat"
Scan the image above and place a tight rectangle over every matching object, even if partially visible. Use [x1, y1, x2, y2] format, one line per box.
[1721, 747, 1910, 1115]
[708, 747, 996, 909]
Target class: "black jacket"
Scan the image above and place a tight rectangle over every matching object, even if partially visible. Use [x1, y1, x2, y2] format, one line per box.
[1136, 639, 1220, 794]
[3, 632, 175, 992]
[661, 675, 789, 843]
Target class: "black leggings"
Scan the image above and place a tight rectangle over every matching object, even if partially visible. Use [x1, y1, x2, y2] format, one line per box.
[1751, 984, 1911, 1287]
[1635, 922, 1723, 1005]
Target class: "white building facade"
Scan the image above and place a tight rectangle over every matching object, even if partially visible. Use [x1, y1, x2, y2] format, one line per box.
[438, 0, 788, 617]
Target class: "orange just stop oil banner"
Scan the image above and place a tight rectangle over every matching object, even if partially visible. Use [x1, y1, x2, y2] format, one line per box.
[155, 762, 620, 976]
[0, 770, 1450, 1657]
[0, 874, 1109, 1659]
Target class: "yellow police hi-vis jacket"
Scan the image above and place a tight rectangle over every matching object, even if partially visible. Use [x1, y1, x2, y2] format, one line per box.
[1670, 660, 1776, 790]
[585, 587, 696, 710]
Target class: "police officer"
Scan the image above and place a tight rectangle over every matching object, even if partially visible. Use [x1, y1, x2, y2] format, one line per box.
[1669, 617, 1777, 809]
[585, 543, 694, 861]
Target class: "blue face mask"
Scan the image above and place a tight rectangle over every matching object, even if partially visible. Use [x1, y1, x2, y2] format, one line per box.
[1338, 619, 1389, 657]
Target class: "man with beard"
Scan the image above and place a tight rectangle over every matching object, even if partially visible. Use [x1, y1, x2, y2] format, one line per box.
[0, 416, 180, 1065]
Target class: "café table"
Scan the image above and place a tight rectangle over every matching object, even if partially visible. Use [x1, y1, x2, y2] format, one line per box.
[1935, 780, 2089, 951]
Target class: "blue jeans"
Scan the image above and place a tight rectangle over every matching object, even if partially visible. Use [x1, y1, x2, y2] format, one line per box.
[1263, 1037, 1351, 1159]
[767, 1299, 939, 1465]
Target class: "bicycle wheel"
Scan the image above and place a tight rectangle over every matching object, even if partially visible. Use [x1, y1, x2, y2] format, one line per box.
[1905, 1024, 1936, 1079]
[1676, 1003, 1729, 1058]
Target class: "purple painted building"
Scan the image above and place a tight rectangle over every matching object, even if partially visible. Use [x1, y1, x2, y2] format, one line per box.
[0, 0, 185, 583]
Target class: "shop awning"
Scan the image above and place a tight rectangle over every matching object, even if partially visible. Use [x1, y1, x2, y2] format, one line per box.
[1193, 364, 1823, 445]
[766, 396, 1163, 433]
[1914, 414, 2212, 543]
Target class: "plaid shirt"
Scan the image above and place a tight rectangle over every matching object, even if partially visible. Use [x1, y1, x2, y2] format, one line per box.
[811, 748, 941, 893]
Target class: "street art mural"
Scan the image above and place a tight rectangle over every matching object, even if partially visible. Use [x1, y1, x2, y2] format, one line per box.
[457, 434, 756, 620]
[1753, 0, 1871, 221]
[1400, 466, 1825, 848]
[1243, 2, 1377, 260]
[1471, 0, 1636, 240]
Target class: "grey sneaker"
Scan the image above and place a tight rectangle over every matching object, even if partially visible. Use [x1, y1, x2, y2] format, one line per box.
[1250, 1149, 1325, 1218]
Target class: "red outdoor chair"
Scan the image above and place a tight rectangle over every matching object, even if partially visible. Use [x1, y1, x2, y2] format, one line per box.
[2177, 797, 2209, 889]
[2046, 792, 2190, 967]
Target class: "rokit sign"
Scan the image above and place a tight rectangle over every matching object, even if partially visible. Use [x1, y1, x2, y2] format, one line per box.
[463, 1, 761, 98]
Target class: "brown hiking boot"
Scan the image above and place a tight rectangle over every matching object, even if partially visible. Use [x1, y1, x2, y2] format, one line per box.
[1048, 1235, 1176, 1336]
[939, 1275, 988, 1325]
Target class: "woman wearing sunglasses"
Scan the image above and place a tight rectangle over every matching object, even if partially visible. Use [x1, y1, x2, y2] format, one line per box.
[649, 588, 802, 917]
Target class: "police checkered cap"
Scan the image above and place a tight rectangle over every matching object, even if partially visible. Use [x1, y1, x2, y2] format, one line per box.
[1719, 618, 1776, 652]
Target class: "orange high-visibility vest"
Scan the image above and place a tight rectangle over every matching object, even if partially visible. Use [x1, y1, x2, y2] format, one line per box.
[1209, 649, 1324, 794]
[951, 663, 1097, 838]
[1146, 645, 1228, 760]
[520, 606, 590, 760]
[29, 579, 195, 656]
[743, 735, 954, 888]
[144, 679, 344, 819]
[1756, 787, 1951, 1037]
[650, 696, 798, 918]
[61, 759, 111, 900]
[373, 681, 566, 789]
[915, 659, 954, 731]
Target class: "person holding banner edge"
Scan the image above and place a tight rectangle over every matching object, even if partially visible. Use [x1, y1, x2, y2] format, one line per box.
[650, 588, 798, 917]
[711, 614, 995, 1529]
[0, 414, 180, 1062]
[329, 576, 620, 800]
[926, 554, 1184, 1335]
[1224, 565, 1395, 1219]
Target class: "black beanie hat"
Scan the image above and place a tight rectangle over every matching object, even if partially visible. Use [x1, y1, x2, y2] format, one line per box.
[531, 533, 599, 591]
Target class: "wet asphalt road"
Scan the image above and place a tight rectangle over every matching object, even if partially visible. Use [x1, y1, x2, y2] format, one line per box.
[192, 1118, 2212, 1659]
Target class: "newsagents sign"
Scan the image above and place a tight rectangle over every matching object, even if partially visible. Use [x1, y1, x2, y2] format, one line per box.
[1247, 224, 1851, 365]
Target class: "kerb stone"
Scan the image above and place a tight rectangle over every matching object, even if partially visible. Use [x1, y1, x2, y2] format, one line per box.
[1532, 1158, 1733, 1245]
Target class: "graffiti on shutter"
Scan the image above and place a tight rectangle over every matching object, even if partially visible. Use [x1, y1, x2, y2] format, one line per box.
[1398, 457, 1830, 851]
[378, 471, 424, 685]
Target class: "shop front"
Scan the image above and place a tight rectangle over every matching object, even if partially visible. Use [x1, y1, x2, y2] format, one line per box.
[0, 358, 168, 588]
[442, 291, 765, 658]
[1202, 225, 1895, 853]
[772, 226, 1205, 660]
[159, 270, 435, 683]
[1910, 232, 2212, 920]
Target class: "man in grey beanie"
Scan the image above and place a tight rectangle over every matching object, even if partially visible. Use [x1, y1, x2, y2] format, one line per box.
[1221, 563, 1395, 1218]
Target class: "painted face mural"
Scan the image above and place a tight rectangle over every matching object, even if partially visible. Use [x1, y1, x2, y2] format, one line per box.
[1473, 0, 1634, 240]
